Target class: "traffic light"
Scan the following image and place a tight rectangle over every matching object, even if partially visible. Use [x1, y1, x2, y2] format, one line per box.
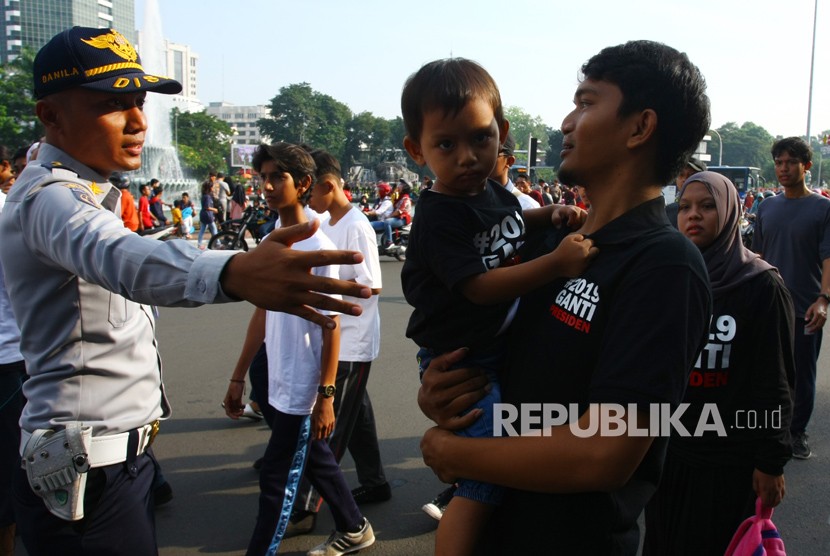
[529, 137, 538, 168]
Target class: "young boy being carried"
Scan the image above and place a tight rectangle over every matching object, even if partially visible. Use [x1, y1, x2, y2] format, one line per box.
[223, 143, 374, 556]
[400, 58, 597, 556]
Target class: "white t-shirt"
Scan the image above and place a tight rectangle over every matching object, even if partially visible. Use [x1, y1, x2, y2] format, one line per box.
[504, 180, 541, 210]
[265, 225, 340, 415]
[321, 207, 382, 362]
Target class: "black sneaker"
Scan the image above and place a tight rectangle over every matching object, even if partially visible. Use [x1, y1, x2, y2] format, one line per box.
[284, 511, 317, 538]
[351, 482, 391, 505]
[421, 485, 456, 521]
[792, 432, 813, 459]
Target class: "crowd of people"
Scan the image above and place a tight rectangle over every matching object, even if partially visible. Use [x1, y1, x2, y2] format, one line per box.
[0, 23, 827, 556]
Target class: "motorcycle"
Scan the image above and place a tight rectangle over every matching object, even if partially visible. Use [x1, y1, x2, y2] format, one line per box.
[208, 205, 271, 251]
[740, 213, 755, 250]
[377, 224, 410, 261]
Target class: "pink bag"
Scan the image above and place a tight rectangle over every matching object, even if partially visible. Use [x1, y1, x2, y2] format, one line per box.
[724, 497, 786, 556]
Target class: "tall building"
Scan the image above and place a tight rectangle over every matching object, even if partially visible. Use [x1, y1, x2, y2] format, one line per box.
[1, 0, 135, 63]
[206, 102, 270, 146]
[135, 30, 202, 113]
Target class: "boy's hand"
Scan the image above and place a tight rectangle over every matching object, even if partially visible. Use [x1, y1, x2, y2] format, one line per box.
[547, 233, 598, 277]
[223, 381, 245, 420]
[312, 397, 335, 439]
[551, 205, 587, 229]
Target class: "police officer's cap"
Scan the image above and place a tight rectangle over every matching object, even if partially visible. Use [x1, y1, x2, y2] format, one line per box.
[33, 27, 182, 99]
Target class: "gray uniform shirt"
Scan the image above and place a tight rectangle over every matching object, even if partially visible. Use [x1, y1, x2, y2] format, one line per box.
[0, 144, 237, 435]
[753, 191, 830, 317]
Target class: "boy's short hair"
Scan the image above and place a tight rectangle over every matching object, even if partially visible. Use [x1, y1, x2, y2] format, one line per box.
[252, 142, 316, 205]
[307, 148, 342, 182]
[173, 200, 181, 208]
[771, 137, 812, 164]
[401, 58, 503, 143]
[0, 145, 10, 163]
[581, 40, 710, 184]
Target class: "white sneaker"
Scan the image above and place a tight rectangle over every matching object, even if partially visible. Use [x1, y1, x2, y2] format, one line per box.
[242, 403, 263, 421]
[307, 518, 375, 556]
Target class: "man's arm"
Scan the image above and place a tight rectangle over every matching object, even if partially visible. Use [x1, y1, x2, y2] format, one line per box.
[24, 185, 369, 328]
[420, 407, 654, 493]
[804, 257, 830, 333]
[224, 307, 266, 419]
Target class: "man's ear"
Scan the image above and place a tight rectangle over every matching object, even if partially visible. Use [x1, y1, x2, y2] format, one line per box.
[404, 136, 425, 166]
[626, 109, 658, 149]
[805, 160, 814, 171]
[36, 99, 61, 131]
[500, 119, 510, 146]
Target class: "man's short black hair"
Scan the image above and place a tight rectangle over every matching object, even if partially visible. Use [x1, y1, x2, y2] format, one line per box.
[771, 137, 812, 164]
[581, 40, 710, 185]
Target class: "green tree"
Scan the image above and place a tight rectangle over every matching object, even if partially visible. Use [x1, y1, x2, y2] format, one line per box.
[258, 83, 352, 162]
[546, 128, 564, 170]
[0, 48, 41, 149]
[711, 122, 775, 175]
[171, 108, 234, 179]
[344, 112, 392, 167]
[504, 106, 548, 166]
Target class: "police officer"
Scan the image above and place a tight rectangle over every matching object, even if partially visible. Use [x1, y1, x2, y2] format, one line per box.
[0, 27, 368, 556]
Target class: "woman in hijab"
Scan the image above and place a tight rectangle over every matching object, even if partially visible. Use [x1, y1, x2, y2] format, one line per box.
[643, 171, 795, 555]
[228, 176, 248, 221]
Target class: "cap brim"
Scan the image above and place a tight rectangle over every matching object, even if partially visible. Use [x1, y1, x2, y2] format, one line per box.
[80, 72, 183, 95]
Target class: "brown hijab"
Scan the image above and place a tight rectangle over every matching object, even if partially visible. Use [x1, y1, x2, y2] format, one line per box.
[678, 171, 774, 295]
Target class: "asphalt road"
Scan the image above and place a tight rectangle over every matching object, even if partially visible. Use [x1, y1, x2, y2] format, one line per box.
[15, 256, 830, 555]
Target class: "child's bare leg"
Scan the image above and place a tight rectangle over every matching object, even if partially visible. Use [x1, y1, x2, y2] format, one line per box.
[435, 496, 494, 556]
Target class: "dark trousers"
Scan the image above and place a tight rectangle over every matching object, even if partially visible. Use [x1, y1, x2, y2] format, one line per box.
[791, 317, 822, 434]
[295, 360, 387, 513]
[14, 450, 157, 556]
[643, 451, 756, 555]
[246, 409, 363, 556]
[1, 361, 26, 528]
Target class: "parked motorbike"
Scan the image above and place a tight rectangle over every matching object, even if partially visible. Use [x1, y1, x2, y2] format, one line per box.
[377, 224, 410, 261]
[208, 205, 270, 251]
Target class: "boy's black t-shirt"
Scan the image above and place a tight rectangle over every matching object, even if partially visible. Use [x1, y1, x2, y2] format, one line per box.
[402, 180, 524, 352]
[487, 197, 712, 554]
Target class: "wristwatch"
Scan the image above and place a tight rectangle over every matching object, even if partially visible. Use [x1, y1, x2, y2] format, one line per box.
[317, 384, 336, 398]
[819, 293, 830, 303]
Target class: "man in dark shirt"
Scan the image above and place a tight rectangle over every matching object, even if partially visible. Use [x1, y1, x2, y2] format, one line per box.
[418, 40, 713, 554]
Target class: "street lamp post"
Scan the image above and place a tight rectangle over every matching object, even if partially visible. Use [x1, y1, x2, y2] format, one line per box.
[709, 129, 723, 165]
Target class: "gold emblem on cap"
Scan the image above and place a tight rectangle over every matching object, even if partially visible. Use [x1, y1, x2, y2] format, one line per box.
[81, 30, 138, 62]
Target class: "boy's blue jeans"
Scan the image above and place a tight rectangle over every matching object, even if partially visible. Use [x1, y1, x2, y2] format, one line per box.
[418, 346, 503, 505]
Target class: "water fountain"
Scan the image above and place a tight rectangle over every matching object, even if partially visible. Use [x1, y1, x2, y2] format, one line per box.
[127, 0, 197, 199]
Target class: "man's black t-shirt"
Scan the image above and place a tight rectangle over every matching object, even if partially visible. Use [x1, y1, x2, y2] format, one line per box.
[487, 197, 712, 554]
[402, 180, 524, 352]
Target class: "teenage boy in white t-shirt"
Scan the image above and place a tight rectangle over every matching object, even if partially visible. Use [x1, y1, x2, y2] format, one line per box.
[283, 149, 390, 534]
[223, 143, 374, 556]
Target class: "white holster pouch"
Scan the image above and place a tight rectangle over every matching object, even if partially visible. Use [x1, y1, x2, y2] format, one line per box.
[21, 423, 92, 521]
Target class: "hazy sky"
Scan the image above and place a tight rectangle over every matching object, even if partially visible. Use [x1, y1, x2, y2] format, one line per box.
[136, 0, 828, 140]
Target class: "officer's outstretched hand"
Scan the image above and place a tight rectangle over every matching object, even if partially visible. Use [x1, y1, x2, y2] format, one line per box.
[221, 220, 370, 329]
